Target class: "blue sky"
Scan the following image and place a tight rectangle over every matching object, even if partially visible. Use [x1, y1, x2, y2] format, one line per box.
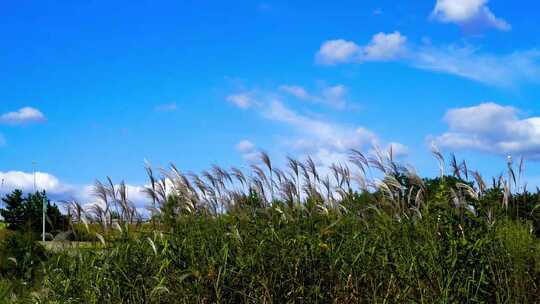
[2, 0, 540, 204]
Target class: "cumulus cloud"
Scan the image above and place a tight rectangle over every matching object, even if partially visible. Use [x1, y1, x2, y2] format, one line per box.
[434, 102, 540, 159]
[0, 107, 47, 125]
[0, 171, 76, 200]
[364, 32, 408, 61]
[0, 171, 149, 211]
[431, 0, 510, 31]
[316, 32, 407, 65]
[280, 84, 349, 109]
[316, 32, 540, 87]
[316, 39, 362, 65]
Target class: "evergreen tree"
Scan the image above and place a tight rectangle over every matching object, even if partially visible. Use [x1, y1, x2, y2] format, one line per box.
[0, 189, 26, 230]
[0, 190, 68, 235]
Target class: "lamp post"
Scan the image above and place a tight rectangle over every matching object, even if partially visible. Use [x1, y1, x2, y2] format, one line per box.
[32, 161, 37, 193]
[0, 178, 4, 214]
[42, 194, 46, 242]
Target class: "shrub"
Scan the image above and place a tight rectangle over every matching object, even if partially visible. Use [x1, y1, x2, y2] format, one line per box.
[0, 231, 46, 281]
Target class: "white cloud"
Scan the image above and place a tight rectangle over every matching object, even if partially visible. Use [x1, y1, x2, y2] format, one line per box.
[236, 140, 259, 162]
[226, 86, 406, 166]
[263, 100, 397, 159]
[316, 32, 407, 65]
[155, 102, 177, 112]
[385, 142, 409, 158]
[433, 0, 486, 22]
[316, 39, 362, 65]
[316, 33, 540, 87]
[434, 102, 540, 159]
[226, 93, 257, 109]
[280, 85, 310, 100]
[431, 0, 510, 31]
[364, 32, 408, 61]
[311, 148, 351, 169]
[263, 100, 408, 168]
[413, 46, 540, 87]
[0, 107, 47, 125]
[0, 171, 149, 211]
[280, 84, 349, 109]
[236, 140, 255, 153]
[0, 171, 74, 199]
[76, 183, 149, 212]
[320, 85, 348, 109]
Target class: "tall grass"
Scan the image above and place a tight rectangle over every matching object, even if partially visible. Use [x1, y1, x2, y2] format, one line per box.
[40, 209, 540, 303]
[2, 149, 540, 303]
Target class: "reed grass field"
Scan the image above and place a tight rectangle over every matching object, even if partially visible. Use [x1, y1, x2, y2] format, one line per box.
[3, 0, 540, 303]
[2, 149, 540, 303]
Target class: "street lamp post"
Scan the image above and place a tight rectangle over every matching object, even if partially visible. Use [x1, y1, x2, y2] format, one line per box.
[32, 161, 37, 193]
[42, 195, 46, 242]
[0, 178, 4, 214]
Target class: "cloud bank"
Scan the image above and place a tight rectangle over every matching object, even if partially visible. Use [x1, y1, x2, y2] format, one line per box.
[0, 171, 149, 210]
[434, 102, 540, 159]
[316, 32, 540, 87]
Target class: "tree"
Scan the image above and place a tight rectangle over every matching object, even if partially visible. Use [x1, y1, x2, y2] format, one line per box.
[0, 190, 68, 236]
[0, 190, 25, 231]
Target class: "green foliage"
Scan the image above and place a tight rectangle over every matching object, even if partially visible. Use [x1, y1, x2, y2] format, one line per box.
[0, 190, 25, 231]
[0, 231, 46, 280]
[36, 207, 540, 303]
[3, 152, 540, 302]
[70, 223, 98, 242]
[0, 190, 68, 236]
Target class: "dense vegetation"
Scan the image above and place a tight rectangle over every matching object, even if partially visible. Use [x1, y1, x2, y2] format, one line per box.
[1, 149, 540, 303]
[1, 190, 68, 235]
